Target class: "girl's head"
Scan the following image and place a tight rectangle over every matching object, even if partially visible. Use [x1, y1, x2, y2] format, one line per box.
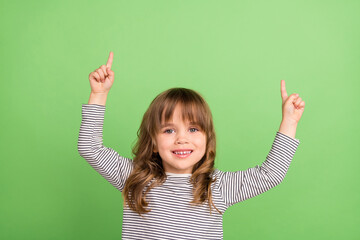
[122, 88, 222, 216]
[144, 87, 215, 174]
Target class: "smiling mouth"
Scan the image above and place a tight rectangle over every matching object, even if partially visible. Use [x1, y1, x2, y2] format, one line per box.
[172, 150, 193, 158]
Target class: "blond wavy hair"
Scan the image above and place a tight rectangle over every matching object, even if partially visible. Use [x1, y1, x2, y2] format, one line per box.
[122, 88, 222, 217]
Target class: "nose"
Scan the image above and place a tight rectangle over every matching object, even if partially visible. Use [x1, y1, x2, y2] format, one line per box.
[176, 139, 188, 144]
[175, 131, 189, 144]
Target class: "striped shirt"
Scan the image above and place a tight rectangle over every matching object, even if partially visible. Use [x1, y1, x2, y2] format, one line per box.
[77, 104, 300, 240]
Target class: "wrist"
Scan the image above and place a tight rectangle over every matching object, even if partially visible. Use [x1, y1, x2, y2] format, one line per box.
[90, 91, 109, 95]
[281, 118, 298, 127]
[88, 92, 108, 106]
[279, 120, 298, 139]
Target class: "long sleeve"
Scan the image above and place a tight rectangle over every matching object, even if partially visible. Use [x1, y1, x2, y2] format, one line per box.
[217, 131, 300, 208]
[77, 104, 134, 192]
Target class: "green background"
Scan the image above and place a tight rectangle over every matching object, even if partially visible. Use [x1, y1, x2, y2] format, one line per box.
[1, 0, 359, 239]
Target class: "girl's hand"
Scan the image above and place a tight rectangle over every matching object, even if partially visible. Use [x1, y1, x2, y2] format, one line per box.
[88, 51, 115, 94]
[280, 80, 305, 124]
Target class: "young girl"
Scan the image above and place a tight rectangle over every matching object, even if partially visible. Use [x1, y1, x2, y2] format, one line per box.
[78, 52, 305, 239]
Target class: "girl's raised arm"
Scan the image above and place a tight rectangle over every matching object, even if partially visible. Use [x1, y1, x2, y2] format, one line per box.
[216, 80, 304, 208]
[78, 52, 133, 192]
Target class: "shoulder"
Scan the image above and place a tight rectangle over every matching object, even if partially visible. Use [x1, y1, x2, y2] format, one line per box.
[209, 169, 225, 188]
[210, 168, 243, 189]
[210, 168, 222, 178]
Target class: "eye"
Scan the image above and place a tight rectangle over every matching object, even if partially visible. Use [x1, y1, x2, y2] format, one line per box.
[189, 127, 199, 133]
[164, 129, 174, 134]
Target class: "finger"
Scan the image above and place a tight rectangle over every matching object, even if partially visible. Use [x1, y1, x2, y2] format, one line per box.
[100, 65, 108, 77]
[96, 68, 105, 82]
[299, 101, 305, 109]
[90, 71, 100, 82]
[89, 72, 97, 82]
[291, 93, 299, 102]
[294, 97, 302, 108]
[106, 51, 113, 69]
[93, 71, 101, 82]
[296, 102, 305, 110]
[287, 93, 299, 105]
[281, 80, 288, 102]
[107, 67, 114, 81]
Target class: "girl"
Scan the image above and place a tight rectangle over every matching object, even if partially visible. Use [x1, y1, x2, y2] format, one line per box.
[78, 52, 305, 239]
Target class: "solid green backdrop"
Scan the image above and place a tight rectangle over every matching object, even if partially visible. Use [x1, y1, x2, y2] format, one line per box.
[1, 0, 359, 239]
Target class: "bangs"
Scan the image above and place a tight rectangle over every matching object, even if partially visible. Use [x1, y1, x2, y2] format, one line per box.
[163, 103, 205, 129]
[152, 91, 211, 134]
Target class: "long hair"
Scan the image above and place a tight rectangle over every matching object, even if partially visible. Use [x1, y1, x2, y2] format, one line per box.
[122, 87, 222, 217]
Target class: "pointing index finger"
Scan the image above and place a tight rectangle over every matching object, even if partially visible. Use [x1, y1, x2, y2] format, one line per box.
[281, 80, 288, 101]
[106, 51, 113, 69]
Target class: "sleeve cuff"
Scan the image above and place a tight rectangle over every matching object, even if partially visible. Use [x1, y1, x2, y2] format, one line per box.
[276, 131, 300, 147]
[81, 104, 106, 121]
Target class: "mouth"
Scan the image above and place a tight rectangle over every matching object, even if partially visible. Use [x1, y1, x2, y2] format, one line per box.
[172, 150, 193, 158]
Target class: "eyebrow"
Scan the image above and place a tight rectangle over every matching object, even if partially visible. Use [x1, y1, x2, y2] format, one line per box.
[160, 122, 200, 128]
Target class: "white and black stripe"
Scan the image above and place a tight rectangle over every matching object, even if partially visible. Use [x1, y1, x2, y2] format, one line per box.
[78, 104, 300, 240]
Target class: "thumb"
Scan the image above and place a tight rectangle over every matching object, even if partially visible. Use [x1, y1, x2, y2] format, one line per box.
[107, 67, 114, 81]
[286, 93, 299, 105]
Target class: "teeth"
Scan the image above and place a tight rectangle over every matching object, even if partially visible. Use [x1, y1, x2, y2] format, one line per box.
[174, 151, 192, 155]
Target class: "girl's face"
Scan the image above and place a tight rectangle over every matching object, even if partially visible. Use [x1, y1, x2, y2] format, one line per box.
[154, 104, 206, 174]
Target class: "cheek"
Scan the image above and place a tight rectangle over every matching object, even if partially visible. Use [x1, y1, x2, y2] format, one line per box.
[156, 136, 172, 149]
[196, 135, 207, 149]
